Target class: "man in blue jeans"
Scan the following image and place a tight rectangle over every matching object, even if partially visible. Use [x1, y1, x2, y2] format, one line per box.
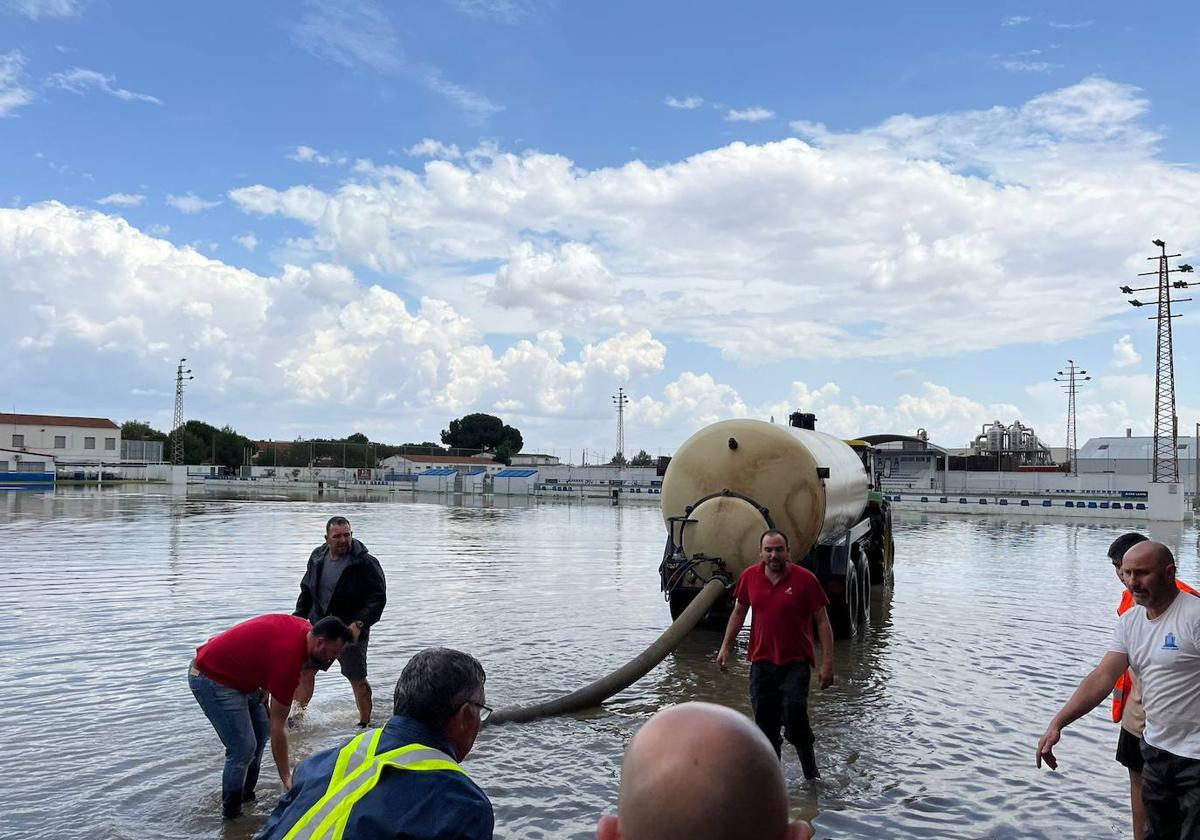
[189, 614, 353, 819]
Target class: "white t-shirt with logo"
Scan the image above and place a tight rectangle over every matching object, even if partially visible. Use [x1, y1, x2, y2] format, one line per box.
[1110, 590, 1200, 759]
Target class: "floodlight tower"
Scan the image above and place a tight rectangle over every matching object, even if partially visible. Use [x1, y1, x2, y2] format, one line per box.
[612, 387, 629, 463]
[171, 358, 194, 466]
[1054, 361, 1090, 476]
[1120, 239, 1194, 482]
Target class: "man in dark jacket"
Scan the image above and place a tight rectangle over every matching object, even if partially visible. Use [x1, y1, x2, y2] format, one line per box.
[254, 648, 494, 840]
[294, 515, 387, 726]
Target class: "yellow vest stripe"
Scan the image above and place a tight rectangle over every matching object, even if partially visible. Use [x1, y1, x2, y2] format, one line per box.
[282, 740, 468, 840]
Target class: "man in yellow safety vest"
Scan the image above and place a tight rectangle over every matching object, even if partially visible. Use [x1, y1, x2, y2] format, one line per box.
[255, 647, 493, 840]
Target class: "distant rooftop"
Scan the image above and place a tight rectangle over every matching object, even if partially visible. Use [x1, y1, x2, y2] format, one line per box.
[0, 413, 119, 430]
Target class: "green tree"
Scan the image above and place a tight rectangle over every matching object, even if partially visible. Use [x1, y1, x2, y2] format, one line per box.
[440, 413, 523, 455]
[629, 449, 653, 467]
[179, 420, 259, 468]
[121, 419, 170, 442]
[609, 452, 628, 466]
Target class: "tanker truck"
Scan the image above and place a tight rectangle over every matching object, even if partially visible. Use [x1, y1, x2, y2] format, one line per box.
[658, 412, 894, 638]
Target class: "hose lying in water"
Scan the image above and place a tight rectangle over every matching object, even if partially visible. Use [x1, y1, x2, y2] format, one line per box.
[488, 578, 727, 725]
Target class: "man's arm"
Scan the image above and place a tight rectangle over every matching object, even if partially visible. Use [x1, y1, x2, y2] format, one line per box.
[294, 557, 314, 618]
[717, 601, 750, 671]
[351, 558, 387, 627]
[1036, 650, 1129, 769]
[269, 696, 293, 789]
[814, 607, 834, 689]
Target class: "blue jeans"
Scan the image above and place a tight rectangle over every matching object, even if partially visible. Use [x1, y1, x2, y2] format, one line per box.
[189, 669, 270, 817]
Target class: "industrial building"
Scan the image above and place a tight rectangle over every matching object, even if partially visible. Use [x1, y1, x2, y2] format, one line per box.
[379, 453, 506, 476]
[1077, 434, 1197, 483]
[0, 413, 122, 467]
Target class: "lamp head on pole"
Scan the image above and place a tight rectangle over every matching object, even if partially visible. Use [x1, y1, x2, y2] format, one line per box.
[1153, 238, 1165, 248]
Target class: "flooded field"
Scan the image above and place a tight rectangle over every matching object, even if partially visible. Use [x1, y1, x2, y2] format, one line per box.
[2, 486, 1197, 839]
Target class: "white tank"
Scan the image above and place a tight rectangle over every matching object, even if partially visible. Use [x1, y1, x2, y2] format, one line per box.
[661, 419, 870, 579]
[986, 421, 1005, 452]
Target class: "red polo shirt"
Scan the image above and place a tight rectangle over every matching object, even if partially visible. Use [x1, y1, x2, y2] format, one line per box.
[195, 614, 311, 705]
[734, 562, 829, 666]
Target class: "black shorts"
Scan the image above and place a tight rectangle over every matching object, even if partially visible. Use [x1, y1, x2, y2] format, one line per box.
[338, 632, 369, 681]
[1116, 727, 1145, 774]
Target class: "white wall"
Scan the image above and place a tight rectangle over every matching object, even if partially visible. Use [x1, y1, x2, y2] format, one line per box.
[3, 422, 121, 464]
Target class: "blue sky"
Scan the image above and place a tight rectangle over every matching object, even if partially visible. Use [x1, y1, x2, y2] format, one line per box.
[2, 0, 1198, 458]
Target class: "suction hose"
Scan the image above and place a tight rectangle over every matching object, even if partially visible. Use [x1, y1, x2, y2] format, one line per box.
[488, 578, 727, 725]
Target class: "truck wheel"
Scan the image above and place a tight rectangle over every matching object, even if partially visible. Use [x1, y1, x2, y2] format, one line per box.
[859, 560, 871, 626]
[828, 567, 860, 639]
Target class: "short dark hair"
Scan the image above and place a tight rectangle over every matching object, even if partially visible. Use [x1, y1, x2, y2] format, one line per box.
[760, 528, 789, 550]
[1108, 532, 1149, 563]
[326, 516, 351, 534]
[393, 648, 486, 728]
[311, 615, 354, 643]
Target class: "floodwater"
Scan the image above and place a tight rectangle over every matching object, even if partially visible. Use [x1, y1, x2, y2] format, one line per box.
[2, 487, 1198, 840]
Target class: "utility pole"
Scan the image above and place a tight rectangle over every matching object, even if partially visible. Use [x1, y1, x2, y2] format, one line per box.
[1120, 240, 1194, 482]
[170, 358, 193, 466]
[612, 387, 629, 464]
[1054, 361, 1090, 476]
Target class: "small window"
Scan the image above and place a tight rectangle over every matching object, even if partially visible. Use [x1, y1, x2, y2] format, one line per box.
[1097, 444, 1109, 451]
[54, 435, 66, 449]
[84, 437, 96, 450]
[104, 438, 116, 450]
[11, 434, 23, 447]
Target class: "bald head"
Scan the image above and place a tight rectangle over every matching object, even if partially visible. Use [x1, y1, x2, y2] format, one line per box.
[1121, 540, 1178, 612]
[597, 702, 812, 840]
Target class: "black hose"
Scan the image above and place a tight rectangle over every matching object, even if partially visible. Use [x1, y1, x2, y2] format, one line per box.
[487, 578, 727, 725]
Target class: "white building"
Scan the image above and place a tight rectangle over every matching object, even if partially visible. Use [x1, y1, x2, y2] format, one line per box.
[510, 453, 561, 467]
[380, 453, 506, 475]
[0, 413, 122, 466]
[0, 446, 56, 482]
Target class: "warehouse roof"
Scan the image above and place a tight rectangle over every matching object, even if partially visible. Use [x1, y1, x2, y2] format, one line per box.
[419, 467, 458, 476]
[1079, 436, 1192, 460]
[0, 413, 119, 429]
[495, 468, 538, 477]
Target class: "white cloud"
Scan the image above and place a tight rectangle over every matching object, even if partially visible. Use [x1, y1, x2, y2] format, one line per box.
[147, 223, 170, 236]
[407, 139, 462, 159]
[287, 145, 332, 165]
[1001, 15, 1030, 26]
[419, 67, 503, 124]
[725, 106, 774, 122]
[235, 232, 259, 251]
[448, 0, 538, 22]
[999, 59, 1060, 74]
[665, 95, 704, 110]
[96, 192, 145, 207]
[0, 49, 34, 117]
[1049, 20, 1093, 29]
[215, 78, 1198, 371]
[1112, 334, 1141, 368]
[292, 0, 501, 122]
[46, 67, 161, 104]
[167, 192, 222, 214]
[3, 0, 84, 18]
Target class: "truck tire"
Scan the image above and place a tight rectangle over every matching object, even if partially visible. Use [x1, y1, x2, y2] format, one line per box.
[828, 565, 860, 639]
[867, 511, 894, 587]
[859, 558, 871, 627]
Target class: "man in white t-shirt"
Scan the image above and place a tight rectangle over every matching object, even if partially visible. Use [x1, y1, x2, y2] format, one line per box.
[1037, 541, 1200, 840]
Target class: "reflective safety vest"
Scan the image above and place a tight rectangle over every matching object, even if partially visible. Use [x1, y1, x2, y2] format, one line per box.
[1112, 580, 1200, 723]
[283, 728, 469, 840]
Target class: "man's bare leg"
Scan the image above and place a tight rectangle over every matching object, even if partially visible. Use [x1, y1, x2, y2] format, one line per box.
[1130, 769, 1146, 840]
[351, 678, 372, 727]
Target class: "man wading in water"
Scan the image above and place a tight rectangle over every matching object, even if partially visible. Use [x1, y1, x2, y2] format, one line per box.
[293, 516, 387, 727]
[717, 529, 835, 779]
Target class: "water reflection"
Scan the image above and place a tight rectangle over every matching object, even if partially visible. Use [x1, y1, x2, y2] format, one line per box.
[0, 489, 1195, 839]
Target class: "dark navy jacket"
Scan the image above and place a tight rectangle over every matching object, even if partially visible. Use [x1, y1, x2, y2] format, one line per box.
[294, 538, 387, 629]
[255, 715, 494, 840]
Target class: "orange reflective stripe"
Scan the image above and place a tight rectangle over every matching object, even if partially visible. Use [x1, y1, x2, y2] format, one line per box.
[1112, 671, 1131, 723]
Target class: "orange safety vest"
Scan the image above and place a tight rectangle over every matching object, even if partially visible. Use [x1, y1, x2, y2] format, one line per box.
[1112, 579, 1200, 723]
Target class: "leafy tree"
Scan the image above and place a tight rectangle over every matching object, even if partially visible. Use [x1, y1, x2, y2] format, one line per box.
[346, 432, 369, 445]
[440, 413, 523, 455]
[122, 420, 169, 442]
[178, 420, 259, 468]
[629, 449, 653, 467]
[608, 452, 628, 466]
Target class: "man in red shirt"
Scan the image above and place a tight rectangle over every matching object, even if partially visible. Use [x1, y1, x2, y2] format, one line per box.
[188, 614, 354, 819]
[718, 529, 835, 779]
